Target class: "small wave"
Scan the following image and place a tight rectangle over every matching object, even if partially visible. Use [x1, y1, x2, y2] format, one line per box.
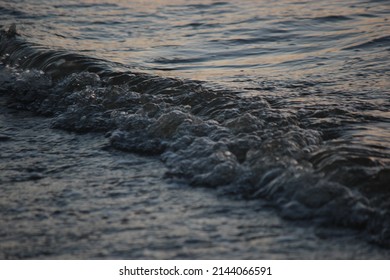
[0, 31, 114, 80]
[152, 56, 210, 64]
[343, 35, 390, 50]
[174, 22, 222, 29]
[312, 15, 353, 22]
[0, 6, 26, 17]
[180, 2, 229, 10]
[1, 29, 389, 247]
[53, 3, 119, 9]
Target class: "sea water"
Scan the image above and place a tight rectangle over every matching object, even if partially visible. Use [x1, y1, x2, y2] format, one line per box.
[0, 0, 389, 259]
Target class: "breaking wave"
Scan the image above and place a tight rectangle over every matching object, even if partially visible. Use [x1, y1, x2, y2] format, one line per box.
[1, 28, 389, 247]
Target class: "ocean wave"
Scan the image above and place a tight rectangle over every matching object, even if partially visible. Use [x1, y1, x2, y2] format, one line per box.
[1, 28, 389, 247]
[343, 35, 390, 50]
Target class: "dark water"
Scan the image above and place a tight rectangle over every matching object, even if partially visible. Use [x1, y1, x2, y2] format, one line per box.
[0, 0, 390, 258]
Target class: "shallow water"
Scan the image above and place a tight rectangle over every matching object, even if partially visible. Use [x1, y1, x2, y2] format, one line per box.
[1, 99, 389, 259]
[0, 0, 390, 258]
